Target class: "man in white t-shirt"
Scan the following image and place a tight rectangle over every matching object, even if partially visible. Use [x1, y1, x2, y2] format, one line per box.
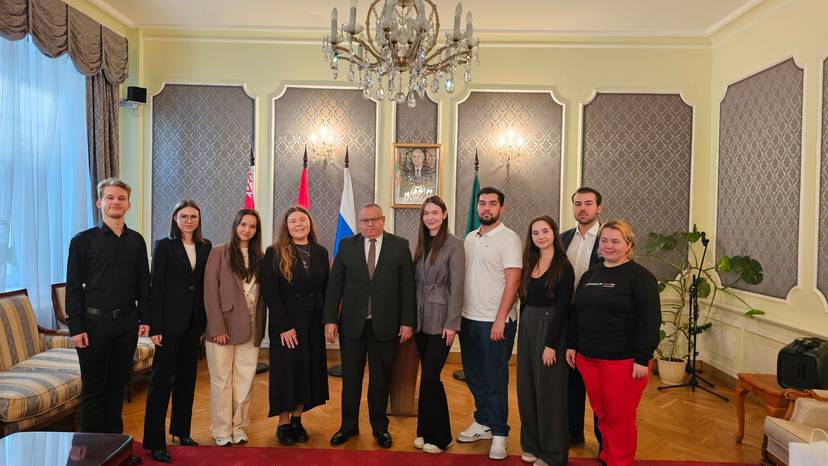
[457, 187, 522, 460]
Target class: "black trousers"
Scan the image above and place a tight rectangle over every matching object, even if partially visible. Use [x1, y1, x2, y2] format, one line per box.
[568, 364, 603, 446]
[414, 332, 452, 449]
[76, 311, 139, 433]
[339, 320, 397, 434]
[142, 320, 202, 450]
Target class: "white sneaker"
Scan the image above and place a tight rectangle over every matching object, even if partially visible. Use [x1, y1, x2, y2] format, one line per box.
[533, 459, 550, 466]
[413, 437, 424, 449]
[489, 435, 508, 460]
[231, 428, 248, 445]
[521, 452, 538, 462]
[214, 435, 232, 447]
[457, 421, 493, 443]
[422, 441, 453, 454]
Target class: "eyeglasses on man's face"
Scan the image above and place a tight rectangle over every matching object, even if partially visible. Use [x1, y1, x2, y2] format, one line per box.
[359, 216, 384, 224]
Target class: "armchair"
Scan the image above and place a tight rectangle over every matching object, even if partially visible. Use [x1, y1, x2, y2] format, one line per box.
[763, 389, 828, 465]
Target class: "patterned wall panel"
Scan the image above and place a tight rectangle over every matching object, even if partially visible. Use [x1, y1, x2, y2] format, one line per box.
[717, 59, 802, 298]
[395, 97, 438, 250]
[272, 88, 376, 254]
[152, 84, 254, 245]
[818, 58, 828, 298]
[582, 93, 693, 279]
[455, 92, 562, 240]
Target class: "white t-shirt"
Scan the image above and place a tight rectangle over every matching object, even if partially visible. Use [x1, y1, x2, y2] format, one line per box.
[462, 223, 523, 322]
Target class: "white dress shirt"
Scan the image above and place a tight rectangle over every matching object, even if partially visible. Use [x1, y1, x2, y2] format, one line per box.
[566, 222, 600, 287]
[364, 234, 383, 268]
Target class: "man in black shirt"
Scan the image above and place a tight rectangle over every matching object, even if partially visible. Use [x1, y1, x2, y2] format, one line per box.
[66, 178, 150, 450]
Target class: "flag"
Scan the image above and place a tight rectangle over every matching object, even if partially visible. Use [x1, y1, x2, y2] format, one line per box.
[465, 171, 480, 235]
[333, 150, 357, 256]
[297, 147, 310, 209]
[244, 150, 255, 209]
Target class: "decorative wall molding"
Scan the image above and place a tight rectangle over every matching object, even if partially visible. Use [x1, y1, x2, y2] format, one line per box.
[818, 57, 828, 300]
[716, 58, 803, 298]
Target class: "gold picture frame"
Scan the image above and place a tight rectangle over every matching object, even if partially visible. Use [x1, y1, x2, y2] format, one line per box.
[392, 143, 441, 208]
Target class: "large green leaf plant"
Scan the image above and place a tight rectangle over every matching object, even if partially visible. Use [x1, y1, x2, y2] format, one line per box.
[644, 225, 764, 361]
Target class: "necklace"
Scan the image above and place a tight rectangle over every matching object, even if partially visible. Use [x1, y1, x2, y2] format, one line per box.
[295, 244, 311, 271]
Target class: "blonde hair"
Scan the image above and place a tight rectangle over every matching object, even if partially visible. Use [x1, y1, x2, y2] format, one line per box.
[97, 177, 132, 199]
[599, 219, 636, 259]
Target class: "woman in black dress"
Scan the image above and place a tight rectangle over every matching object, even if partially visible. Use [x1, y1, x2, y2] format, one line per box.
[143, 200, 212, 463]
[261, 206, 330, 445]
[517, 215, 574, 466]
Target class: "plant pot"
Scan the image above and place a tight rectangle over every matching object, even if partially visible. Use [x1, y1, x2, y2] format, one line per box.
[657, 358, 687, 386]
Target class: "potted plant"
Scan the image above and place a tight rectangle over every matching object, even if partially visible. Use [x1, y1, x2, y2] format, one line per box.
[644, 225, 764, 385]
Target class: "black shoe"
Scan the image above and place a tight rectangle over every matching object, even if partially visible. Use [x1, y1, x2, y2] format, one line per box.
[290, 416, 308, 443]
[330, 429, 359, 446]
[149, 450, 171, 463]
[569, 435, 585, 446]
[172, 435, 199, 446]
[130, 456, 142, 465]
[373, 431, 392, 449]
[277, 424, 296, 446]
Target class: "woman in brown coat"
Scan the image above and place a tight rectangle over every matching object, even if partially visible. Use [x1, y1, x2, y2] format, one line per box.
[204, 209, 266, 447]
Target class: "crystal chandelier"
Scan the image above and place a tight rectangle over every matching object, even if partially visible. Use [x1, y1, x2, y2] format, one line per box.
[322, 0, 479, 107]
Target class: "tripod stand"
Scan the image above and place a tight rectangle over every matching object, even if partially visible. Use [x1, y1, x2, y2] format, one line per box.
[657, 233, 728, 401]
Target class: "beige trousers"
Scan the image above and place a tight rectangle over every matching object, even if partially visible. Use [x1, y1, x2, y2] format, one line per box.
[205, 336, 258, 438]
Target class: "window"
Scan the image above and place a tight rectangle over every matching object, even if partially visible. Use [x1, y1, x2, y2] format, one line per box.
[0, 37, 93, 325]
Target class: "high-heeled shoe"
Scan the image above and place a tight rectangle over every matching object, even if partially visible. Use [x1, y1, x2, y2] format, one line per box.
[172, 435, 199, 446]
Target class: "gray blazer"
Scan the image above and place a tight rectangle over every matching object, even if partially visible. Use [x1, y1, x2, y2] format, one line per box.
[415, 234, 465, 334]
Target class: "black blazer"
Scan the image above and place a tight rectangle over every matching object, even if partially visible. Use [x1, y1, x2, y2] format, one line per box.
[150, 237, 212, 337]
[323, 232, 416, 342]
[261, 243, 330, 336]
[560, 226, 602, 268]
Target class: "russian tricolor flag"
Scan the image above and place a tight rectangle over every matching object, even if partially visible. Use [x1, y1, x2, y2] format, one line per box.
[333, 148, 356, 256]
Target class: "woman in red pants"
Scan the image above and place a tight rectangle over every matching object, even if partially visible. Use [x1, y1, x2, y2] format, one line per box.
[565, 219, 660, 466]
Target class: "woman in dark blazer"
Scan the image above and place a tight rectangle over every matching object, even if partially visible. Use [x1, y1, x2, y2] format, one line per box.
[143, 200, 212, 463]
[261, 206, 330, 446]
[412, 196, 464, 454]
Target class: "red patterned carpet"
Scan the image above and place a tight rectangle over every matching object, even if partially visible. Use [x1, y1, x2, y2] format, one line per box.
[133, 443, 755, 466]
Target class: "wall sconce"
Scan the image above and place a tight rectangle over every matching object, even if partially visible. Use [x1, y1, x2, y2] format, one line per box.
[309, 127, 336, 163]
[497, 129, 524, 162]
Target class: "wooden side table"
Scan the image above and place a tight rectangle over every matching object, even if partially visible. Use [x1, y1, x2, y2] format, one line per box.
[734, 372, 809, 443]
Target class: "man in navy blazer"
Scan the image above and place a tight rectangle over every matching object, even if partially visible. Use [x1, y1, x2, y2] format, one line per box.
[560, 187, 603, 449]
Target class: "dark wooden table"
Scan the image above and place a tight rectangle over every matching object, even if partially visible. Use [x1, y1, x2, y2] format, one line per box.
[0, 431, 133, 465]
[734, 372, 810, 443]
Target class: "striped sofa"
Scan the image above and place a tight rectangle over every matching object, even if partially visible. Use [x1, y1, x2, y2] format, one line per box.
[0, 290, 79, 437]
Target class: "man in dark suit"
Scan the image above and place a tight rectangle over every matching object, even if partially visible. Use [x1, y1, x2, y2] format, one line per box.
[561, 186, 603, 449]
[324, 203, 416, 449]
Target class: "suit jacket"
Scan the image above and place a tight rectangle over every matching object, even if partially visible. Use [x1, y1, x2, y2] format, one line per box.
[261, 242, 330, 337]
[323, 232, 416, 341]
[560, 226, 603, 268]
[204, 243, 266, 346]
[415, 234, 465, 335]
[149, 237, 212, 337]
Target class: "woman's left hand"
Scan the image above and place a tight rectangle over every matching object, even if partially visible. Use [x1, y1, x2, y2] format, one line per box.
[542, 347, 557, 366]
[632, 362, 649, 379]
[442, 328, 457, 346]
[280, 328, 299, 349]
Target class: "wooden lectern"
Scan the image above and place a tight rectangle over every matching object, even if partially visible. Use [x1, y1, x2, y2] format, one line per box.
[388, 337, 420, 416]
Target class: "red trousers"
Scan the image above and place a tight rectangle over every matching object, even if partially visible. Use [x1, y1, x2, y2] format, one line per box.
[576, 354, 649, 466]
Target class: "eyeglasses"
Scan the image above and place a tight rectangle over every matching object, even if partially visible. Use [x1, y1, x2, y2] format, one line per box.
[359, 216, 384, 224]
[177, 215, 200, 222]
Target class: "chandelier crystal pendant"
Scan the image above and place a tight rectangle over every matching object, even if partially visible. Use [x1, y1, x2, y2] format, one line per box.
[322, 0, 479, 107]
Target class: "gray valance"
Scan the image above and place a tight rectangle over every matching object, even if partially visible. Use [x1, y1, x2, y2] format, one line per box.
[0, 0, 128, 85]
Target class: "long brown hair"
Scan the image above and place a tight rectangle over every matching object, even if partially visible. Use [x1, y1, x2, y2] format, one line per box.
[228, 209, 263, 282]
[413, 196, 449, 265]
[273, 206, 318, 282]
[519, 216, 570, 301]
[169, 199, 208, 244]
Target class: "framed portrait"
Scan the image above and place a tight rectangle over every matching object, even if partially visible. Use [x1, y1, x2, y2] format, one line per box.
[392, 143, 441, 208]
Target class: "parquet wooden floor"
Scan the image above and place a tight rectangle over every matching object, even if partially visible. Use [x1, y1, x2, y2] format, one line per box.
[121, 359, 767, 462]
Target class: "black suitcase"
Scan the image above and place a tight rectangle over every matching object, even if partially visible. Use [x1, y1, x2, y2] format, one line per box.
[777, 337, 828, 389]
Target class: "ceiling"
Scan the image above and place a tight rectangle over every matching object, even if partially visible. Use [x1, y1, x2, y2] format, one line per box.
[91, 0, 763, 37]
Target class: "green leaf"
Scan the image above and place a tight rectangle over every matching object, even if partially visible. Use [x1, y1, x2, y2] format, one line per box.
[696, 277, 711, 299]
[659, 329, 667, 341]
[716, 256, 732, 273]
[745, 308, 765, 317]
[727, 255, 764, 285]
[658, 281, 667, 292]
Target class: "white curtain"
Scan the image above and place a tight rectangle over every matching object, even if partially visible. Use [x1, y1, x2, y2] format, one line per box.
[0, 36, 93, 326]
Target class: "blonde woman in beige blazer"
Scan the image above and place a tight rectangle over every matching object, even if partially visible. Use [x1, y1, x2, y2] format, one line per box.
[411, 196, 465, 454]
[203, 209, 266, 447]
